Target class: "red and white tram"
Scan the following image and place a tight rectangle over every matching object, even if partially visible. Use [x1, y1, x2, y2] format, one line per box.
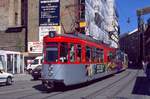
[41, 33, 128, 89]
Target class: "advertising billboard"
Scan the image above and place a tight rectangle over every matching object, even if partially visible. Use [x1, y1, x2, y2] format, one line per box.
[39, 0, 60, 26]
[39, 26, 61, 41]
[28, 42, 43, 53]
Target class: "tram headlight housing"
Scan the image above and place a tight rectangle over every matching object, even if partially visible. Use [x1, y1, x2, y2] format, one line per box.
[48, 65, 53, 76]
[48, 65, 53, 71]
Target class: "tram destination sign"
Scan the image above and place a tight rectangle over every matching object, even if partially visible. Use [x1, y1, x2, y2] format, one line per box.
[39, 0, 60, 26]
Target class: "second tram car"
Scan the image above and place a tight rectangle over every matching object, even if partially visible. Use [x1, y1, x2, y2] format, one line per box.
[41, 33, 128, 89]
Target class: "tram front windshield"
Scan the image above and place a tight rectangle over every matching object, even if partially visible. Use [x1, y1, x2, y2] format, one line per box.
[46, 45, 58, 62]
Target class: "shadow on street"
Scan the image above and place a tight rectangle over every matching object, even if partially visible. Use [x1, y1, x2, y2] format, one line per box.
[132, 76, 150, 96]
[32, 70, 127, 93]
[32, 74, 115, 93]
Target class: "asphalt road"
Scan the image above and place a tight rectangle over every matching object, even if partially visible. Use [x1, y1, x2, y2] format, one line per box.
[0, 69, 150, 99]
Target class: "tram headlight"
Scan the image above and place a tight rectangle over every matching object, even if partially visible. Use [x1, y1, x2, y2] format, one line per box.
[48, 71, 53, 76]
[48, 65, 53, 71]
[48, 65, 53, 76]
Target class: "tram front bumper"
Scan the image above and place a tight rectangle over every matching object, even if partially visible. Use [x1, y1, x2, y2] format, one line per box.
[42, 79, 64, 88]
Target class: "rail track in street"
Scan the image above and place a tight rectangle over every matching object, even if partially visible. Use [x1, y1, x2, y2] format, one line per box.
[0, 70, 144, 99]
[82, 70, 139, 99]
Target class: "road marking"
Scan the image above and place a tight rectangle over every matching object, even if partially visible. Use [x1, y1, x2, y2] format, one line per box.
[0, 88, 32, 95]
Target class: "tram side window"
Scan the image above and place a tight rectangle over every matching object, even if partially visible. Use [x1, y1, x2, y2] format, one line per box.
[77, 45, 81, 62]
[60, 43, 68, 63]
[108, 52, 114, 61]
[86, 46, 91, 62]
[95, 48, 103, 62]
[92, 48, 97, 62]
[46, 45, 58, 62]
[100, 49, 104, 62]
[70, 44, 75, 62]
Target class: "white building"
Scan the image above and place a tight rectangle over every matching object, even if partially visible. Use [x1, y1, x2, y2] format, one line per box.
[85, 0, 119, 48]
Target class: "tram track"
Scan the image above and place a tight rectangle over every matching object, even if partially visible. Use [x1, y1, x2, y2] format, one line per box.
[109, 70, 139, 98]
[0, 87, 33, 95]
[16, 91, 42, 99]
[0, 70, 135, 99]
[54, 70, 131, 99]
[82, 70, 139, 99]
[81, 70, 133, 99]
[41, 92, 63, 99]
[0, 85, 63, 99]
[16, 91, 63, 99]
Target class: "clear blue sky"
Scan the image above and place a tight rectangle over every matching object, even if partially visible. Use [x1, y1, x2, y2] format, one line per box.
[116, 0, 150, 34]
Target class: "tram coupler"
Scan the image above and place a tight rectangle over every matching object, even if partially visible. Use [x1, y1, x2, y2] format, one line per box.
[42, 79, 54, 90]
[42, 79, 65, 90]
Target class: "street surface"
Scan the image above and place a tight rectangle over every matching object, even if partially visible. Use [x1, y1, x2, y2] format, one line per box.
[0, 69, 150, 99]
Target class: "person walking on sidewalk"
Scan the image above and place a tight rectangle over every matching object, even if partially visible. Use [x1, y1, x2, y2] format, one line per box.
[145, 57, 150, 80]
[142, 59, 148, 73]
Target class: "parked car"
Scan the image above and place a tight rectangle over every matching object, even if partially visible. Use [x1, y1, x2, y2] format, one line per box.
[26, 56, 43, 74]
[31, 65, 42, 80]
[0, 69, 14, 85]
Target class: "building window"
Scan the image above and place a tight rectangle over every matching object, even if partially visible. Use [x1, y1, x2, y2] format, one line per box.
[21, 0, 28, 26]
[78, 0, 85, 21]
[15, 12, 18, 25]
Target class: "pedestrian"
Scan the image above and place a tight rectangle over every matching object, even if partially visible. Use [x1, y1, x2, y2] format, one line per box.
[146, 57, 150, 80]
[142, 59, 148, 73]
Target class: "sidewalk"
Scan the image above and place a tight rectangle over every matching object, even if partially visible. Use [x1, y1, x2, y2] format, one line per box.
[13, 73, 32, 81]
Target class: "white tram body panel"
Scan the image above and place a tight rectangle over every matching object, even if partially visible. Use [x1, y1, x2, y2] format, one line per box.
[42, 64, 87, 86]
[41, 63, 117, 86]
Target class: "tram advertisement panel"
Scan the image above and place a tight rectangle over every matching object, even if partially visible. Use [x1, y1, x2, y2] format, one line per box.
[86, 64, 106, 76]
[39, 0, 60, 26]
[96, 64, 105, 73]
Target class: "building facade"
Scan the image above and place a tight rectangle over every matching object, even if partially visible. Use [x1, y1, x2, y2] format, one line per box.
[0, 0, 25, 52]
[144, 20, 150, 59]
[119, 29, 141, 67]
[27, 0, 120, 56]
[85, 0, 119, 48]
[0, 0, 119, 56]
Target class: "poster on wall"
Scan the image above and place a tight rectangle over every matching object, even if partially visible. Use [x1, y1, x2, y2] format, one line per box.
[39, 26, 61, 41]
[28, 42, 43, 53]
[39, 0, 60, 26]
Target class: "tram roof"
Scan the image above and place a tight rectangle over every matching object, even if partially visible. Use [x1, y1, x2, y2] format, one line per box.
[44, 33, 115, 49]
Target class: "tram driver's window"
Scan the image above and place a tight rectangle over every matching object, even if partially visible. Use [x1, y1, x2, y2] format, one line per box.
[70, 44, 75, 62]
[45, 43, 58, 62]
[60, 43, 68, 63]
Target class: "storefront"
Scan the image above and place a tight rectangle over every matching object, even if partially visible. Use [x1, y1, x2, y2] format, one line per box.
[0, 50, 24, 74]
